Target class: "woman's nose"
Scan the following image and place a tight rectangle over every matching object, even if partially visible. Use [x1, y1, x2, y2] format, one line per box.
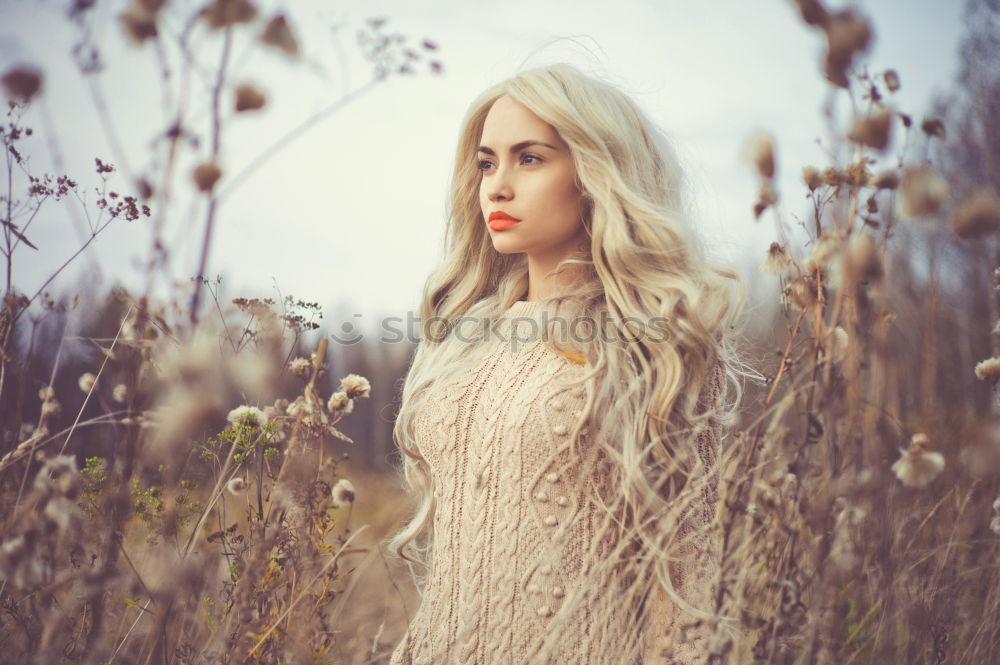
[486, 164, 514, 202]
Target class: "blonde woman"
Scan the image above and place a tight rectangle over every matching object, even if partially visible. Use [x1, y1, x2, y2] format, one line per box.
[386, 63, 745, 665]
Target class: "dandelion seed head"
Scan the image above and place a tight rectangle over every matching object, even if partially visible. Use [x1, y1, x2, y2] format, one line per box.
[891, 437, 945, 488]
[40, 399, 61, 419]
[331, 478, 356, 508]
[226, 405, 267, 428]
[339, 374, 371, 399]
[993, 496, 1000, 513]
[326, 390, 353, 415]
[227, 477, 247, 495]
[288, 357, 311, 377]
[828, 326, 849, 365]
[761, 242, 798, 276]
[38, 386, 55, 402]
[33, 454, 79, 497]
[974, 357, 1000, 384]
[113, 383, 128, 403]
[78, 372, 96, 394]
[991, 516, 1000, 535]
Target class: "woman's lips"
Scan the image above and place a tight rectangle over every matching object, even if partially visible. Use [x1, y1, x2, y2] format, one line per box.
[488, 211, 520, 231]
[489, 218, 519, 231]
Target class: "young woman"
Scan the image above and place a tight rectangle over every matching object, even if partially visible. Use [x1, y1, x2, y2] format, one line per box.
[386, 62, 745, 665]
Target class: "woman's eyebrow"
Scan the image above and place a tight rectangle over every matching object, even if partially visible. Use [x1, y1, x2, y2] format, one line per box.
[476, 140, 559, 156]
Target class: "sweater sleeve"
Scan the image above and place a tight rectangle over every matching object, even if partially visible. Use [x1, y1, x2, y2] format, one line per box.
[643, 364, 724, 665]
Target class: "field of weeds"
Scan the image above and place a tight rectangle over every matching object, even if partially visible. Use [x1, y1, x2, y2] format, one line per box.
[2, 1, 1000, 664]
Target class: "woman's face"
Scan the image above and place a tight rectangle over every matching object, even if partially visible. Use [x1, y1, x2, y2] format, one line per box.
[477, 95, 588, 260]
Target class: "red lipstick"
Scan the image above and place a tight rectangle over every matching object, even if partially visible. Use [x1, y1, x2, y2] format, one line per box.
[488, 210, 520, 231]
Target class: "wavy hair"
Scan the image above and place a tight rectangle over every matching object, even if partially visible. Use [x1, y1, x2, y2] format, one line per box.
[385, 62, 750, 660]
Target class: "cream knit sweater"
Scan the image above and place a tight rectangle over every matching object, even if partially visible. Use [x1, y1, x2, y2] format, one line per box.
[390, 299, 722, 665]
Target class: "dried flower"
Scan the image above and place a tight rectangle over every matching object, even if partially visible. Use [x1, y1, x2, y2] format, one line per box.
[203, 0, 258, 30]
[952, 186, 1000, 239]
[193, 162, 222, 193]
[78, 372, 96, 394]
[747, 133, 776, 179]
[899, 164, 949, 219]
[38, 385, 55, 402]
[113, 383, 128, 403]
[844, 160, 872, 188]
[226, 405, 268, 428]
[331, 478, 356, 508]
[804, 228, 842, 274]
[339, 374, 371, 399]
[260, 14, 299, 58]
[872, 170, 899, 190]
[1, 66, 42, 102]
[234, 83, 266, 112]
[119, 2, 159, 44]
[828, 326, 849, 365]
[780, 275, 819, 309]
[33, 454, 79, 496]
[975, 357, 1000, 384]
[830, 498, 866, 571]
[227, 477, 247, 495]
[891, 433, 945, 487]
[823, 10, 872, 88]
[822, 167, 846, 187]
[920, 117, 946, 140]
[847, 109, 892, 151]
[842, 232, 882, 282]
[761, 242, 797, 276]
[754, 181, 779, 219]
[326, 390, 353, 415]
[802, 166, 823, 191]
[791, 0, 829, 28]
[40, 399, 61, 419]
[288, 357, 311, 377]
[883, 69, 900, 92]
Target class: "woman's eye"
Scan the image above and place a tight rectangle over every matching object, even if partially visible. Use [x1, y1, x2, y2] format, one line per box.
[477, 154, 542, 172]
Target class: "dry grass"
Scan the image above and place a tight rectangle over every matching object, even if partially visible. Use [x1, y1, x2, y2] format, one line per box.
[2, 1, 1000, 664]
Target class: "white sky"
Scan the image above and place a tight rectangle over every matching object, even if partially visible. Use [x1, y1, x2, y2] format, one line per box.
[1, 0, 965, 339]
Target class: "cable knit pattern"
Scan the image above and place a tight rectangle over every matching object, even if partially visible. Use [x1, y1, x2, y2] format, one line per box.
[390, 299, 722, 665]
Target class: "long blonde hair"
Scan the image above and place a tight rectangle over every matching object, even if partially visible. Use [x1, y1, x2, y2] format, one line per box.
[387, 61, 748, 654]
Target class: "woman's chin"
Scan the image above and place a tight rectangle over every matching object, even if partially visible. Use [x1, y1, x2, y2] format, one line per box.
[490, 238, 527, 255]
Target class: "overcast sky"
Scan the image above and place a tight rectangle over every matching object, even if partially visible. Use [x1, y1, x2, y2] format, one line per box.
[1, 0, 966, 338]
